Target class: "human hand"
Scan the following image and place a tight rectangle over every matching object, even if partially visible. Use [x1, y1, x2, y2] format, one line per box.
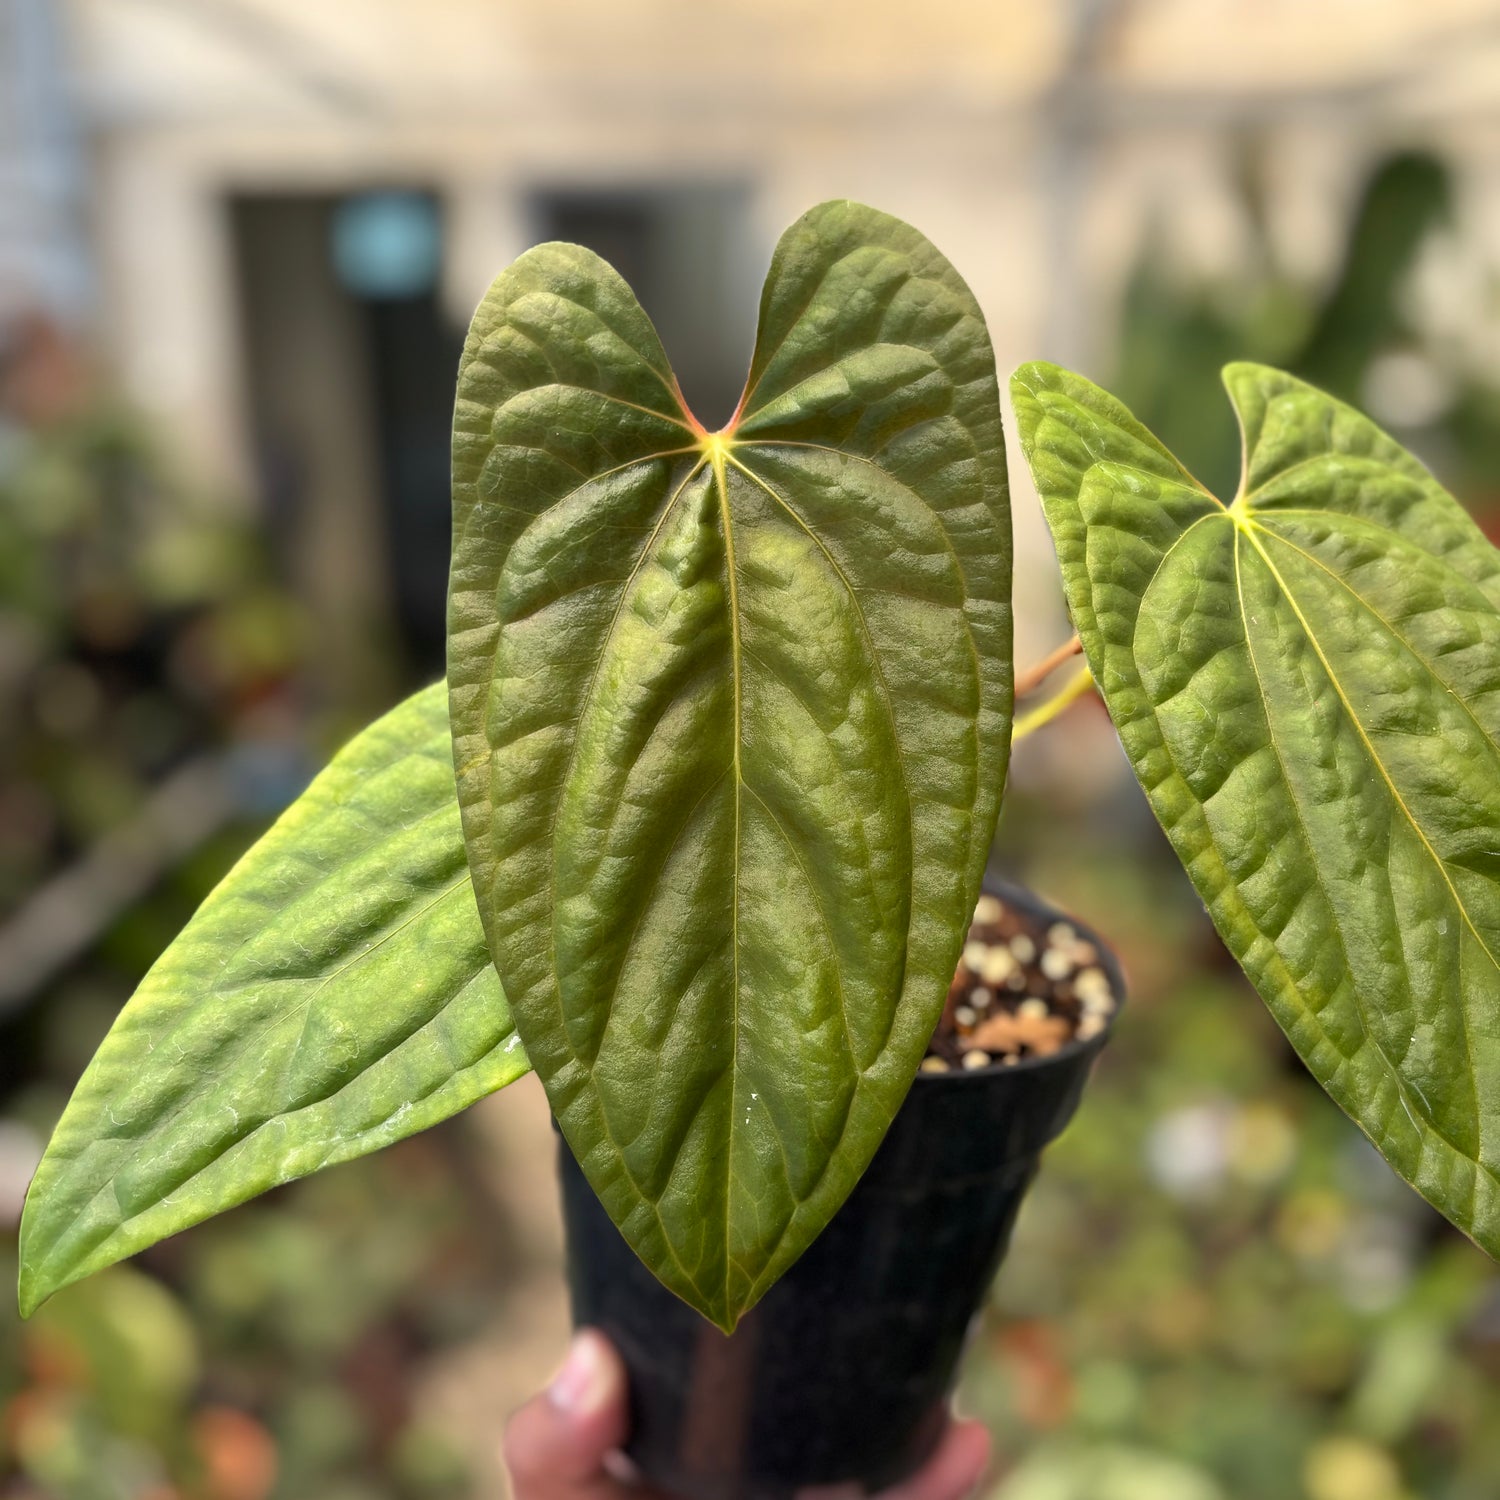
[504, 1328, 991, 1500]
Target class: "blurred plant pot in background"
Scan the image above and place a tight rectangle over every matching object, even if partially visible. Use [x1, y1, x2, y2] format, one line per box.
[555, 881, 1124, 1500]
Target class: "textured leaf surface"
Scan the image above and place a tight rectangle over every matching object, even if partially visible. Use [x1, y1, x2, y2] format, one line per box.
[1012, 360, 1500, 1258]
[20, 684, 526, 1315]
[450, 200, 1011, 1328]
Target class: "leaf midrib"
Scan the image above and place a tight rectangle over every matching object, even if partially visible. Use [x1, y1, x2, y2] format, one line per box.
[40, 981, 520, 1294]
[1241, 521, 1500, 978]
[102, 767, 470, 1125]
[1235, 521, 1493, 1167]
[651, 437, 947, 1309]
[1238, 504, 1500, 610]
[723, 450, 946, 1309]
[1228, 528, 1453, 1157]
[93, 874, 486, 1165]
[502, 440, 728, 1320]
[465, 436, 726, 1312]
[1252, 519, 1500, 762]
[709, 441, 745, 1315]
[726, 450, 917, 1069]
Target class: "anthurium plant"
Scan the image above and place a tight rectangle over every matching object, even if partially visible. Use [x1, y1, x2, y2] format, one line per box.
[19, 201, 1500, 1338]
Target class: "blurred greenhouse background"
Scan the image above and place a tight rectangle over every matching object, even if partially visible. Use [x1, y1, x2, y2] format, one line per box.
[4, 1, 1500, 1496]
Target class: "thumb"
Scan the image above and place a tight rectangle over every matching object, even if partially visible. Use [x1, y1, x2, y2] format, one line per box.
[503, 1329, 632, 1497]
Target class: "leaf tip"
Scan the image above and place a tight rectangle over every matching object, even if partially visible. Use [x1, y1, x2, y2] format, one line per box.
[16, 1262, 50, 1321]
[16, 1196, 61, 1318]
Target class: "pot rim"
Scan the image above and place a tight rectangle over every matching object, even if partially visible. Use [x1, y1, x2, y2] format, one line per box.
[913, 874, 1126, 1085]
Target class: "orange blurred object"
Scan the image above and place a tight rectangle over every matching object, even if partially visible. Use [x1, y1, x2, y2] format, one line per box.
[193, 1407, 278, 1500]
[996, 1319, 1074, 1430]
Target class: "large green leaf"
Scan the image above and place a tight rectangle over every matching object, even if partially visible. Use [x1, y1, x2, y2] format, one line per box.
[1012, 359, 1500, 1258]
[19, 684, 527, 1316]
[450, 200, 1011, 1329]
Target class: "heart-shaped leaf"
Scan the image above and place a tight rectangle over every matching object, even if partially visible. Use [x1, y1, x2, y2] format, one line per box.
[19, 684, 527, 1316]
[449, 200, 1011, 1329]
[1012, 359, 1500, 1259]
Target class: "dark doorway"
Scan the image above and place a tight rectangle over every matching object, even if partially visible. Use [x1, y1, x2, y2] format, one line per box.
[335, 191, 465, 676]
[230, 190, 461, 693]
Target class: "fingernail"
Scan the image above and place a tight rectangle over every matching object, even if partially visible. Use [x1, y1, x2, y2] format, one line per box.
[547, 1331, 610, 1416]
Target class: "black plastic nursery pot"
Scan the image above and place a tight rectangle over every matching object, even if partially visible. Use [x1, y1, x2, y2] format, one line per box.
[555, 880, 1124, 1500]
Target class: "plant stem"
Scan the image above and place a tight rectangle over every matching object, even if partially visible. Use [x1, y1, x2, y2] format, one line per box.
[1013, 633, 1082, 699]
[1012, 665, 1095, 742]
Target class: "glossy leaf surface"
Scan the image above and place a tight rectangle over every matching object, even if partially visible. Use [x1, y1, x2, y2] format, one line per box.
[20, 684, 526, 1315]
[450, 200, 1012, 1328]
[1012, 360, 1500, 1259]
